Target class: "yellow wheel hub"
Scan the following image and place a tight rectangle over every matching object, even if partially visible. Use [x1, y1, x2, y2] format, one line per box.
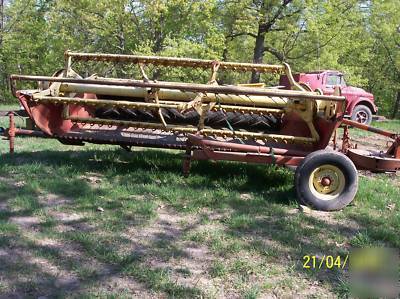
[309, 164, 345, 200]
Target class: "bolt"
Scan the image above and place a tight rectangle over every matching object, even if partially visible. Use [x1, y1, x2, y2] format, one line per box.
[321, 177, 331, 187]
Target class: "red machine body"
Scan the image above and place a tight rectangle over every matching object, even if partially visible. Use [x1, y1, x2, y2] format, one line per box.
[280, 70, 377, 124]
[3, 51, 399, 212]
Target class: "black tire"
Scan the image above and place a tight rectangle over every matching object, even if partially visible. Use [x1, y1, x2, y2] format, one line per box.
[295, 150, 358, 211]
[351, 105, 372, 125]
[95, 107, 281, 132]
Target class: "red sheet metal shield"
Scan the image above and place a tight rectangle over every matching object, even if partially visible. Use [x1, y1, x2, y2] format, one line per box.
[347, 149, 400, 172]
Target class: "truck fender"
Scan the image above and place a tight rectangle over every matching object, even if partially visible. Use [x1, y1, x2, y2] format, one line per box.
[347, 97, 377, 114]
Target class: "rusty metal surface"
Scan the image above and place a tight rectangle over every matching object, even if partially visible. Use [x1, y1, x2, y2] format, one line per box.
[32, 96, 285, 116]
[14, 129, 48, 138]
[3, 112, 47, 154]
[56, 126, 188, 149]
[340, 119, 400, 170]
[185, 134, 306, 168]
[8, 51, 354, 174]
[65, 116, 316, 145]
[187, 134, 310, 157]
[7, 113, 15, 154]
[10, 51, 349, 155]
[347, 149, 400, 172]
[0, 109, 27, 117]
[11, 75, 345, 102]
[341, 125, 353, 153]
[387, 137, 400, 159]
[65, 51, 286, 74]
[191, 149, 303, 166]
[342, 119, 398, 139]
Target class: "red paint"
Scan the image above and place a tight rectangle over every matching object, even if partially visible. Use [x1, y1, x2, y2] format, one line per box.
[191, 149, 304, 166]
[17, 92, 93, 135]
[280, 70, 377, 116]
[321, 177, 331, 187]
[187, 134, 310, 157]
[7, 113, 15, 154]
[347, 149, 400, 172]
[342, 119, 397, 139]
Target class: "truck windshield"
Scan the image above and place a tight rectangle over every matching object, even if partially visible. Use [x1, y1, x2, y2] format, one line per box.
[339, 75, 346, 86]
[327, 74, 346, 86]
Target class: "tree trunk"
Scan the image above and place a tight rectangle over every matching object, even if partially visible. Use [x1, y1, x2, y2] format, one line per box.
[152, 18, 164, 80]
[0, 0, 4, 100]
[250, 27, 265, 83]
[0, 0, 3, 46]
[392, 90, 400, 119]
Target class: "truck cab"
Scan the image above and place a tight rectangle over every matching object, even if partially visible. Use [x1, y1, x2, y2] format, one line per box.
[279, 70, 377, 124]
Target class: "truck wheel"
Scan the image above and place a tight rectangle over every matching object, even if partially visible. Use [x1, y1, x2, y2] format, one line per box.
[351, 105, 372, 125]
[295, 150, 358, 211]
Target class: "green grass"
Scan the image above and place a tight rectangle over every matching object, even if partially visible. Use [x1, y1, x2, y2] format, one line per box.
[345, 119, 400, 138]
[0, 103, 20, 111]
[0, 111, 398, 298]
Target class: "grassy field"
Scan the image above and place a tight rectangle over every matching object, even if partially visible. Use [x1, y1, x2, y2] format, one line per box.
[0, 109, 398, 298]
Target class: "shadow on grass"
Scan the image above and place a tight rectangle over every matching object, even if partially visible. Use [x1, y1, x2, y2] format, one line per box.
[0, 148, 296, 205]
[0, 147, 397, 297]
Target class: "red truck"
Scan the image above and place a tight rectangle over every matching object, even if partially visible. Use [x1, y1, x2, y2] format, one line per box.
[280, 70, 377, 124]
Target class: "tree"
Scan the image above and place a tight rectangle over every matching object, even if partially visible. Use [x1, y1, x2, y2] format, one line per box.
[0, 0, 398, 118]
[0, 0, 6, 98]
[221, 0, 303, 82]
[221, 0, 364, 83]
[365, 0, 400, 118]
[0, 0, 4, 45]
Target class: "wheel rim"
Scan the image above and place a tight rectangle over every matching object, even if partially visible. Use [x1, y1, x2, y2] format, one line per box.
[308, 164, 346, 200]
[355, 110, 368, 123]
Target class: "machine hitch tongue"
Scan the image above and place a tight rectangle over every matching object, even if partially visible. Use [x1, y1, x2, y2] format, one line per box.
[7, 51, 397, 211]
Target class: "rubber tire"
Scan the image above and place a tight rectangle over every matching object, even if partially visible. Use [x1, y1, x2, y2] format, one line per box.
[351, 105, 372, 125]
[295, 150, 358, 211]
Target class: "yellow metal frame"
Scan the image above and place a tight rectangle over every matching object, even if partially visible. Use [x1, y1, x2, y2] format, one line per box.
[309, 164, 346, 200]
[13, 51, 347, 147]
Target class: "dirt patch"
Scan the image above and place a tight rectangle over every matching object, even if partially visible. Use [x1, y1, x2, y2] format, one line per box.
[80, 172, 103, 186]
[95, 274, 157, 298]
[49, 212, 83, 223]
[0, 246, 80, 297]
[0, 181, 150, 298]
[330, 129, 399, 176]
[0, 201, 8, 211]
[359, 170, 400, 183]
[38, 193, 73, 209]
[351, 133, 392, 151]
[124, 207, 187, 242]
[9, 216, 42, 230]
[0, 228, 152, 298]
[119, 207, 221, 294]
[0, 177, 26, 189]
[332, 127, 393, 153]
[48, 211, 94, 233]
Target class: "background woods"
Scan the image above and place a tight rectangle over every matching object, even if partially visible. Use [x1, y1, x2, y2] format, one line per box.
[0, 0, 399, 117]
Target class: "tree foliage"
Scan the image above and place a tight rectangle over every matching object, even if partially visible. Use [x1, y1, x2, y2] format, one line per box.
[0, 0, 399, 117]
